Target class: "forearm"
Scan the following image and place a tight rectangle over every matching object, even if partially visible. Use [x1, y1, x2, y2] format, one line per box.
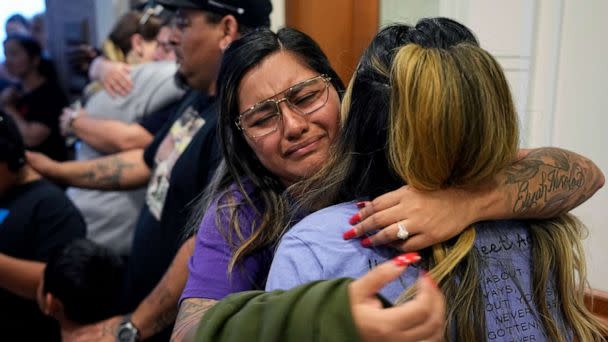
[0, 254, 44, 300]
[73, 117, 153, 153]
[46, 149, 150, 190]
[172, 298, 218, 342]
[132, 237, 195, 340]
[475, 147, 604, 221]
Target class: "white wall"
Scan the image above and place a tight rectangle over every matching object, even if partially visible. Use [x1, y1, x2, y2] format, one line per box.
[525, 0, 608, 290]
[548, 0, 608, 290]
[380, 0, 439, 26]
[443, 0, 537, 145]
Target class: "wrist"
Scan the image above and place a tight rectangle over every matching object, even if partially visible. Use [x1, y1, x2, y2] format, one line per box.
[68, 110, 83, 130]
[130, 311, 149, 340]
[469, 180, 505, 223]
[116, 314, 140, 342]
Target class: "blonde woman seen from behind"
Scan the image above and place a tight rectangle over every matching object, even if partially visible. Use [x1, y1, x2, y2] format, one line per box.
[267, 18, 607, 341]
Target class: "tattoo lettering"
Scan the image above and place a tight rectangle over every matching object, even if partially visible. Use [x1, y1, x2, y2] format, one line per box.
[512, 163, 585, 213]
[503, 148, 596, 215]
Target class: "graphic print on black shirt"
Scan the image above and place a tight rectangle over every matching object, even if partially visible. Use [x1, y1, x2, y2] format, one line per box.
[146, 104, 206, 220]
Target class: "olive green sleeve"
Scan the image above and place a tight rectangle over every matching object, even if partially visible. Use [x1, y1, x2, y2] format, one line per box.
[195, 278, 363, 342]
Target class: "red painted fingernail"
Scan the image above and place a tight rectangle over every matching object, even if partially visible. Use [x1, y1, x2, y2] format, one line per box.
[343, 228, 357, 240]
[349, 212, 361, 225]
[356, 201, 366, 209]
[392, 252, 421, 267]
[403, 252, 421, 263]
[360, 237, 373, 248]
[392, 255, 409, 267]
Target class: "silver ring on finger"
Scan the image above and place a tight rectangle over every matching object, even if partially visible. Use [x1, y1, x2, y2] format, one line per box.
[396, 221, 409, 240]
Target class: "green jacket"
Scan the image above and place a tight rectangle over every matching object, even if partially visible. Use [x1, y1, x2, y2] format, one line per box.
[195, 278, 362, 342]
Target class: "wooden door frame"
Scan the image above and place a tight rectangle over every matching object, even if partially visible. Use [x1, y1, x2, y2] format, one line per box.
[286, 0, 379, 84]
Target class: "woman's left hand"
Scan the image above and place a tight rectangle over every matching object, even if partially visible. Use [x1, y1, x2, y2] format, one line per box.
[343, 185, 482, 251]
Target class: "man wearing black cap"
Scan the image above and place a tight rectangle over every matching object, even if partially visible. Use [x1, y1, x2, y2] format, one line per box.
[0, 112, 86, 341]
[27, 1, 272, 341]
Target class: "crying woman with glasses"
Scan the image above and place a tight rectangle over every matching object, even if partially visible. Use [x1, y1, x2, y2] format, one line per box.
[174, 26, 604, 338]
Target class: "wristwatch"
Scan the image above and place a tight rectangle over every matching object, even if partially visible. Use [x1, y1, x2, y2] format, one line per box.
[116, 314, 140, 342]
[68, 108, 83, 128]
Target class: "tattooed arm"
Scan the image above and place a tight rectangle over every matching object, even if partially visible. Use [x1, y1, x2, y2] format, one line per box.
[348, 147, 604, 250]
[483, 147, 604, 219]
[26, 149, 150, 190]
[171, 298, 218, 342]
[129, 237, 195, 340]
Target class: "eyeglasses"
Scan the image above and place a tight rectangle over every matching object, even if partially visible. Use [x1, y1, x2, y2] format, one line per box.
[235, 75, 332, 139]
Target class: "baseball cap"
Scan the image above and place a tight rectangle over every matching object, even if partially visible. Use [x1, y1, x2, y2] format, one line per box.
[157, 0, 272, 28]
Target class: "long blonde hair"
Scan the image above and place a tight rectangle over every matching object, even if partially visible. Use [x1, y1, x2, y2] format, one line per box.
[389, 43, 606, 341]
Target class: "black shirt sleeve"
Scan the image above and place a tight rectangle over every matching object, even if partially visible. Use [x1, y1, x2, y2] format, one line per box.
[31, 184, 86, 261]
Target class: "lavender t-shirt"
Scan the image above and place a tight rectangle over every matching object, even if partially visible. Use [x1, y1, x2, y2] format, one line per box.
[267, 202, 570, 341]
[181, 182, 272, 302]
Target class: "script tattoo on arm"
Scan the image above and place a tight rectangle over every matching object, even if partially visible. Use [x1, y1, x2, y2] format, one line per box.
[170, 298, 218, 342]
[501, 148, 604, 217]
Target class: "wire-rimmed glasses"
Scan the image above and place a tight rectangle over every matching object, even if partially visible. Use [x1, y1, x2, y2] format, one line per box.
[235, 75, 332, 139]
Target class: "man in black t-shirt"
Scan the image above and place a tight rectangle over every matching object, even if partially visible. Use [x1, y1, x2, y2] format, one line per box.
[26, 1, 273, 340]
[0, 112, 86, 341]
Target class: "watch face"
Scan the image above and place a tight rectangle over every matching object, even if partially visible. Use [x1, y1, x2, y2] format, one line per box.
[117, 324, 137, 342]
